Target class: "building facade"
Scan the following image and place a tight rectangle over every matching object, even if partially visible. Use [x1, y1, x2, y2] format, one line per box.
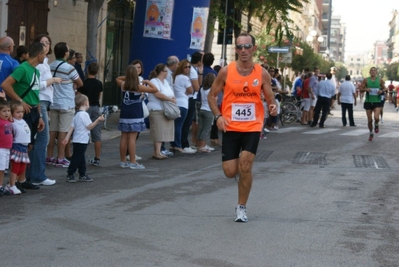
[329, 15, 345, 62]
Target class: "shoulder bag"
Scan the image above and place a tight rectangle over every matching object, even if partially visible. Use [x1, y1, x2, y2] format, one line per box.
[20, 70, 38, 100]
[154, 78, 180, 120]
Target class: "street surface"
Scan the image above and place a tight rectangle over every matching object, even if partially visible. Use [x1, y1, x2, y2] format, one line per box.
[1, 101, 398, 267]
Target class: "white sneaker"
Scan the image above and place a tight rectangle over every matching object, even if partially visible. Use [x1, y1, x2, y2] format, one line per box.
[6, 185, 21, 195]
[235, 204, 248, 222]
[183, 147, 196, 154]
[204, 145, 215, 151]
[263, 128, 270, 133]
[135, 155, 142, 160]
[32, 179, 56, 186]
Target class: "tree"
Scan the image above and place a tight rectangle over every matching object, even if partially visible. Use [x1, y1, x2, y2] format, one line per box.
[86, 0, 106, 62]
[205, 0, 306, 51]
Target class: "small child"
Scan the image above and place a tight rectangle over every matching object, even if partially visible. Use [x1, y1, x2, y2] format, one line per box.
[0, 101, 13, 196]
[7, 101, 31, 195]
[62, 94, 105, 183]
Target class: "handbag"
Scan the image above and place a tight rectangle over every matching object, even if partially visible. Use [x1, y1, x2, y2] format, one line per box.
[142, 101, 149, 118]
[161, 100, 180, 120]
[153, 78, 180, 120]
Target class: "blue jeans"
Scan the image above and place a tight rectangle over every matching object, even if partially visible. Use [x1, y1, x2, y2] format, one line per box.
[170, 107, 188, 148]
[26, 100, 50, 183]
[181, 98, 196, 148]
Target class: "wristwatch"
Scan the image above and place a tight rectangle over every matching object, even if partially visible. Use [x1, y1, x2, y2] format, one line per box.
[214, 114, 222, 121]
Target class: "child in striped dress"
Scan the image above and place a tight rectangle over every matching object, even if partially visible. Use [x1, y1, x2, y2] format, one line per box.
[8, 101, 31, 195]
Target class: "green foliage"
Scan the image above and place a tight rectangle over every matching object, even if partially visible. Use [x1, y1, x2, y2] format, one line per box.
[386, 63, 399, 81]
[254, 31, 333, 75]
[209, 0, 306, 43]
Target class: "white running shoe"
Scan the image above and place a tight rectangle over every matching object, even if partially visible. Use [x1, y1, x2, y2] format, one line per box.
[32, 179, 56, 186]
[183, 147, 196, 154]
[235, 204, 248, 222]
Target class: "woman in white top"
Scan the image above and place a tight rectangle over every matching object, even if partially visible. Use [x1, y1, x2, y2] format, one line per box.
[196, 73, 216, 152]
[170, 59, 193, 152]
[28, 34, 62, 186]
[147, 64, 176, 159]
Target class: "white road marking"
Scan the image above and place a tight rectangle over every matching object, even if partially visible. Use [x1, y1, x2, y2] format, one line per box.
[303, 128, 340, 134]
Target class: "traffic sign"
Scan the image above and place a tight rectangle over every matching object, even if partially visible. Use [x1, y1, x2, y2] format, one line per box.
[267, 46, 290, 53]
[280, 52, 292, 63]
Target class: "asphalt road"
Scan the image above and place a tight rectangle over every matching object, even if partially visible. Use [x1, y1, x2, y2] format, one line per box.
[1, 100, 398, 267]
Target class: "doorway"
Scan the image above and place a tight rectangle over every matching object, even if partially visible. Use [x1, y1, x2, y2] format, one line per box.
[103, 0, 134, 105]
[7, 0, 49, 56]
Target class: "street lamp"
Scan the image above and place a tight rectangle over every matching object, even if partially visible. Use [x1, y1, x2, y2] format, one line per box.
[306, 30, 324, 52]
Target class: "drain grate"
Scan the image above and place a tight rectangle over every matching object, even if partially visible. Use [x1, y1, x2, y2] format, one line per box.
[255, 150, 273, 162]
[293, 152, 327, 165]
[353, 155, 390, 169]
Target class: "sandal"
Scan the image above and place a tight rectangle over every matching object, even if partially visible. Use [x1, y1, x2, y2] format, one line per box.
[152, 154, 167, 160]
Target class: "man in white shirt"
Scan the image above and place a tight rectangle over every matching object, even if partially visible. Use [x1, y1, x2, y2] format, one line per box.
[310, 72, 336, 128]
[337, 75, 357, 126]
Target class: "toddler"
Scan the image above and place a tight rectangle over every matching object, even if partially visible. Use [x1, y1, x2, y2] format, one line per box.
[62, 94, 104, 183]
[0, 101, 13, 196]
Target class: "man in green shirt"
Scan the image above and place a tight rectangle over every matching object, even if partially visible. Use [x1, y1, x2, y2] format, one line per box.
[1, 42, 46, 190]
[360, 67, 387, 141]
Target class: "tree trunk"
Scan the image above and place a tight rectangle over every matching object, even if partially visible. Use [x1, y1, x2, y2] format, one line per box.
[86, 0, 105, 61]
[204, 16, 216, 52]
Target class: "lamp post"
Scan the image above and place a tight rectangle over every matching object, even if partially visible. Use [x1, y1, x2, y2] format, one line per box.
[306, 30, 324, 52]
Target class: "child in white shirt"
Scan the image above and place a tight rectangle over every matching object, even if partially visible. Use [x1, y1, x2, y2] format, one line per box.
[62, 94, 104, 183]
[7, 101, 31, 195]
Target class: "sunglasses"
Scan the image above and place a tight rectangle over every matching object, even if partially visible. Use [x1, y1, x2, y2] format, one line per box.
[185, 66, 191, 69]
[236, 44, 253, 50]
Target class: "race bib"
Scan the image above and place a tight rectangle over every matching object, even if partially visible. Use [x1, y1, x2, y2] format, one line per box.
[369, 88, 379, 96]
[231, 103, 255, 121]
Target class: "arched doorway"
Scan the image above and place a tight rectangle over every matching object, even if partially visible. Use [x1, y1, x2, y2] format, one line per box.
[7, 0, 49, 55]
[103, 0, 134, 105]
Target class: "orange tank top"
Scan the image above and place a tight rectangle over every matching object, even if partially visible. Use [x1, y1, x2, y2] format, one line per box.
[222, 62, 264, 132]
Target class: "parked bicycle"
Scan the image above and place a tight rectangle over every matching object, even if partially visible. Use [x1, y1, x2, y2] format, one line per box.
[280, 95, 302, 125]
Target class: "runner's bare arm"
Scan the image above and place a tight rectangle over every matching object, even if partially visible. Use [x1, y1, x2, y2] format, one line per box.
[359, 79, 369, 92]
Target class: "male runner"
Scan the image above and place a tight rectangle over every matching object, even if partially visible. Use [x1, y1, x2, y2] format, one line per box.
[208, 32, 277, 222]
[360, 67, 386, 141]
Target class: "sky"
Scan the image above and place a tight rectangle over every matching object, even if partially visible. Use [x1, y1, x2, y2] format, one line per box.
[332, 0, 398, 55]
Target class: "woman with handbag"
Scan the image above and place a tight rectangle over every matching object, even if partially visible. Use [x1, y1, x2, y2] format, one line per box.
[170, 59, 194, 153]
[147, 64, 176, 159]
[116, 65, 157, 169]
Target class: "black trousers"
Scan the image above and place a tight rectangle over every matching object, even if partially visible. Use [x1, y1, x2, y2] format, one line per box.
[341, 102, 355, 126]
[312, 96, 331, 127]
[67, 143, 88, 176]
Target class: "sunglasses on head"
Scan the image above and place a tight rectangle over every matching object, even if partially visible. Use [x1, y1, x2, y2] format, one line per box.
[236, 44, 253, 50]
